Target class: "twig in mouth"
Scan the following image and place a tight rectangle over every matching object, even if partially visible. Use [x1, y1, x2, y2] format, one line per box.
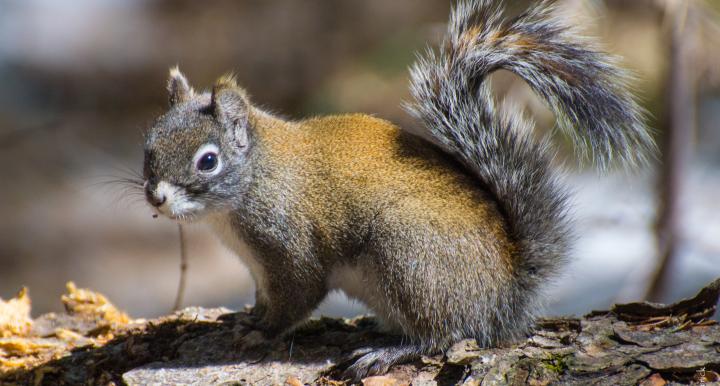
[173, 224, 189, 312]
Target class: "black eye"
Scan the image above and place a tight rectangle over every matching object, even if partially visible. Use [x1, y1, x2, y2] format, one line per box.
[196, 152, 218, 172]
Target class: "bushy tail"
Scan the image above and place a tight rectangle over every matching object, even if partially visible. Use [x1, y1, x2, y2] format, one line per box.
[406, 1, 653, 288]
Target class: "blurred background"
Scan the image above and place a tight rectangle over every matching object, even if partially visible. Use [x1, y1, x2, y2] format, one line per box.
[0, 0, 718, 319]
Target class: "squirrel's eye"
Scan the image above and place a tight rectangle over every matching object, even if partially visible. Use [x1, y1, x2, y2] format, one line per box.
[192, 143, 222, 175]
[196, 152, 218, 172]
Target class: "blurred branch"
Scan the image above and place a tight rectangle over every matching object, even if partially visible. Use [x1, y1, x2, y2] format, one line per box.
[645, 1, 696, 301]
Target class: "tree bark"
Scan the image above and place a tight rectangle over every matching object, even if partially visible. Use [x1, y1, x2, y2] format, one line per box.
[2, 279, 720, 385]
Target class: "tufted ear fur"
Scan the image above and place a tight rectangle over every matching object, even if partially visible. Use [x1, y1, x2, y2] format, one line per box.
[167, 66, 194, 106]
[211, 75, 249, 148]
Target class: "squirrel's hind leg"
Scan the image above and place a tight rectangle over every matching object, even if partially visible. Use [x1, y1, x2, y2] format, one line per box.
[340, 344, 425, 383]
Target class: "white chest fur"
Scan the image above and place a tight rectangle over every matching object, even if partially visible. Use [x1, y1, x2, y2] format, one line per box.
[206, 215, 267, 300]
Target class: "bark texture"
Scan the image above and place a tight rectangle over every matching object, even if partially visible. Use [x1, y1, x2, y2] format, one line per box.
[1, 279, 719, 385]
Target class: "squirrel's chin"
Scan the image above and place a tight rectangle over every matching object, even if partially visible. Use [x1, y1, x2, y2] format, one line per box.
[170, 212, 205, 224]
[151, 208, 206, 224]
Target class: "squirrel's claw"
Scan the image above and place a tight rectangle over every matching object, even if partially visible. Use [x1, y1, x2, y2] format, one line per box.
[340, 345, 422, 384]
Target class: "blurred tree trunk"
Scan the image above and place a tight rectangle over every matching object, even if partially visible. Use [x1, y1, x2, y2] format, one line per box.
[645, 1, 696, 301]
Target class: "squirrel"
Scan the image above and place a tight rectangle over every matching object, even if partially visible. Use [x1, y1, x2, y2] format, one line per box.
[142, 0, 654, 381]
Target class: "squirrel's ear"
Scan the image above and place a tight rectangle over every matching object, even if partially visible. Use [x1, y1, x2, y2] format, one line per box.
[167, 66, 194, 106]
[211, 75, 249, 148]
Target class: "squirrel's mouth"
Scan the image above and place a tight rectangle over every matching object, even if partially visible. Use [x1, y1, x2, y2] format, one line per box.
[146, 181, 206, 222]
[153, 201, 205, 223]
[162, 212, 199, 223]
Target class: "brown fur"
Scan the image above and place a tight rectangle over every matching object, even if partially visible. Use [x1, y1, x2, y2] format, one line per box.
[241, 110, 517, 341]
[257, 111, 513, 263]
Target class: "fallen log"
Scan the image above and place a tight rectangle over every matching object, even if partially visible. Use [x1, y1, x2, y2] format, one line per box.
[1, 279, 719, 385]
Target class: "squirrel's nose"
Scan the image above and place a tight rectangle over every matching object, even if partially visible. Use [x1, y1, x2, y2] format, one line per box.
[145, 182, 167, 207]
[148, 193, 167, 207]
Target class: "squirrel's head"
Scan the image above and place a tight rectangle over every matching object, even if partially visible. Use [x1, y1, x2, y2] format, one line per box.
[143, 67, 254, 221]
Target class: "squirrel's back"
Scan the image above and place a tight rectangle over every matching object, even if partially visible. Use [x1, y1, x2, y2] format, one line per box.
[251, 112, 515, 269]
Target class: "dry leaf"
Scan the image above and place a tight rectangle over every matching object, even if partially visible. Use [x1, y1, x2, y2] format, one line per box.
[61, 282, 130, 325]
[0, 288, 33, 338]
[0, 338, 57, 357]
[640, 373, 666, 386]
[285, 375, 304, 386]
[362, 375, 399, 386]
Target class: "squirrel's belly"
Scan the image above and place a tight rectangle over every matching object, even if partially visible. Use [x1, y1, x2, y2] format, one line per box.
[326, 263, 404, 333]
[327, 264, 373, 302]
